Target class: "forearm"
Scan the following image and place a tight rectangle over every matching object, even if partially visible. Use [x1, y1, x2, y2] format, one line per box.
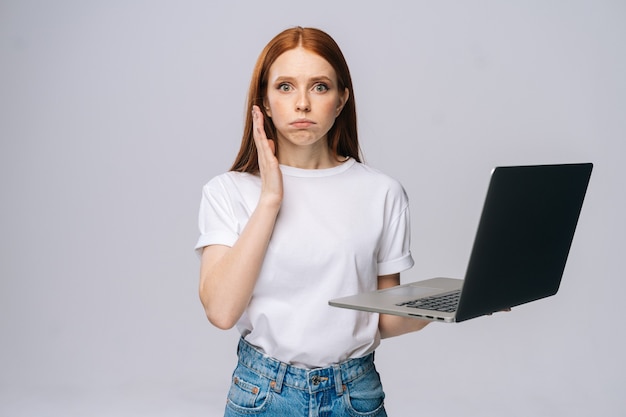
[199, 199, 280, 329]
[376, 273, 431, 338]
[379, 314, 430, 339]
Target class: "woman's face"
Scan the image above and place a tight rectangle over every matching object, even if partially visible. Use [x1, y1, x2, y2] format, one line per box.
[264, 47, 349, 160]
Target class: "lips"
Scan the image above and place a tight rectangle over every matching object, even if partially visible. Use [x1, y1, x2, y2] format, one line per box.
[290, 119, 315, 128]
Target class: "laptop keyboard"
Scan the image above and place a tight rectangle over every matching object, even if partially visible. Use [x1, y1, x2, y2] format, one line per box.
[395, 289, 461, 313]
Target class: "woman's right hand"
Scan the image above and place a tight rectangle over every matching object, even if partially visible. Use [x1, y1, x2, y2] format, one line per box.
[199, 108, 284, 330]
[252, 105, 283, 208]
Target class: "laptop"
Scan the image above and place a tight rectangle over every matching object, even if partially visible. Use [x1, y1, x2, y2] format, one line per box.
[329, 163, 593, 323]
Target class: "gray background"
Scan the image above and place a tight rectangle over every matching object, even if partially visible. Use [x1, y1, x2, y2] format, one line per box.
[1, 1, 624, 416]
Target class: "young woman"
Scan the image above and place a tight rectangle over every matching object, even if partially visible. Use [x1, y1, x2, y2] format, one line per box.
[196, 26, 429, 417]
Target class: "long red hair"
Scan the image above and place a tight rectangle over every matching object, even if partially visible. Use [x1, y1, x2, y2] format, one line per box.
[230, 27, 361, 173]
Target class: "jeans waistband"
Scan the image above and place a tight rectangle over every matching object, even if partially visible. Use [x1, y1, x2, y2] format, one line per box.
[236, 337, 375, 395]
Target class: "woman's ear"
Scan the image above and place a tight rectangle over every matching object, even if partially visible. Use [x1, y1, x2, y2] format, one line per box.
[336, 88, 350, 116]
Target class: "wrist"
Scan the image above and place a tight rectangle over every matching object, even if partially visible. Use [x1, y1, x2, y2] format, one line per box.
[257, 193, 282, 213]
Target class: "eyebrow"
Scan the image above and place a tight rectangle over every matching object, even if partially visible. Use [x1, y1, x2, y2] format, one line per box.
[272, 75, 335, 85]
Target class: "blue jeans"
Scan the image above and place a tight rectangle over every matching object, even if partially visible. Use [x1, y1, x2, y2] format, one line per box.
[224, 338, 387, 416]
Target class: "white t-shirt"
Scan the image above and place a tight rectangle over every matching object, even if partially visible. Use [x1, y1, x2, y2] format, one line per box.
[195, 158, 414, 368]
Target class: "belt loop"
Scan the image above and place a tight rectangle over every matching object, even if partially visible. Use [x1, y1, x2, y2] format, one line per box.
[333, 364, 343, 396]
[272, 362, 287, 393]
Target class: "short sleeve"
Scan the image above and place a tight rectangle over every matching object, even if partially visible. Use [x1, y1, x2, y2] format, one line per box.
[376, 183, 414, 275]
[194, 177, 241, 257]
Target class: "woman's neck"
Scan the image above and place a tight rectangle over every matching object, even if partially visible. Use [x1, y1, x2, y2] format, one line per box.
[277, 143, 342, 169]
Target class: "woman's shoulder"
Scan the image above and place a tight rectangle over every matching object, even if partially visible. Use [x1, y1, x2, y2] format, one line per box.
[201, 170, 260, 197]
[351, 161, 405, 190]
[204, 170, 257, 186]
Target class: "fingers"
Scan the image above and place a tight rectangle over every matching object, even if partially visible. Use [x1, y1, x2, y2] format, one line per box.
[251, 105, 272, 152]
[251, 105, 264, 138]
[488, 308, 512, 316]
[252, 105, 276, 166]
[251, 106, 282, 203]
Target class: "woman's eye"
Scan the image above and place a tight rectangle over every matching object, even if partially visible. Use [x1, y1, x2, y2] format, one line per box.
[278, 83, 291, 92]
[314, 83, 329, 92]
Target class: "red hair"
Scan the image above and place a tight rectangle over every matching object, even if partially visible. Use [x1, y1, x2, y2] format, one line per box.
[230, 27, 361, 173]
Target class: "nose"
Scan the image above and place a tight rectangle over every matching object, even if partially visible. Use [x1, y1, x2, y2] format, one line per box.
[296, 92, 310, 112]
